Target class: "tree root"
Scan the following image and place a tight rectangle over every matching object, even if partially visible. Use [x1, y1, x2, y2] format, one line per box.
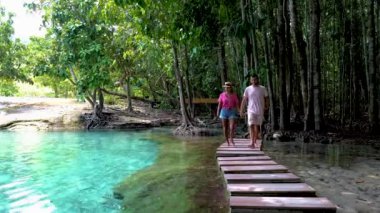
[83, 104, 113, 129]
[173, 124, 197, 136]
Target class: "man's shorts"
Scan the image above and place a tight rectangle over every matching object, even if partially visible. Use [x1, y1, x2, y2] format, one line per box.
[248, 113, 263, 126]
[219, 108, 239, 119]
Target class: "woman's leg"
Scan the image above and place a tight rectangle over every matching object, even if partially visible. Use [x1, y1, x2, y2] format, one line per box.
[229, 119, 235, 145]
[222, 119, 230, 145]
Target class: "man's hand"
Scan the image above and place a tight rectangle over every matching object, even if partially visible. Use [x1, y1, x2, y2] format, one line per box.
[264, 97, 269, 111]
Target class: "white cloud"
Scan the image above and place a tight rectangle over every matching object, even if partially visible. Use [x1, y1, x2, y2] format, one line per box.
[0, 0, 46, 43]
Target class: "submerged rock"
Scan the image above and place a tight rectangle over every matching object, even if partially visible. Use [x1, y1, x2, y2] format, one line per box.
[113, 192, 124, 200]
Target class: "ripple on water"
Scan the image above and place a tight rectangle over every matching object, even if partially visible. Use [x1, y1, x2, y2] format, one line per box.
[0, 131, 158, 213]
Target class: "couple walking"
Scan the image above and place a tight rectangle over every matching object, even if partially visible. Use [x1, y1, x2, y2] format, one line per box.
[217, 74, 269, 148]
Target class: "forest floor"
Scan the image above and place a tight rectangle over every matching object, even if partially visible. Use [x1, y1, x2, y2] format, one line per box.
[1, 97, 379, 212]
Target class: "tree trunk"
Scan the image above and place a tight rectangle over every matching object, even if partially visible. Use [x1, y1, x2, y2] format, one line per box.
[98, 88, 104, 112]
[284, 0, 294, 119]
[241, 0, 254, 74]
[184, 44, 194, 118]
[126, 76, 133, 112]
[288, 0, 308, 119]
[85, 95, 94, 108]
[310, 0, 323, 131]
[118, 70, 133, 112]
[264, 31, 277, 130]
[368, 0, 378, 132]
[69, 67, 78, 83]
[277, 0, 289, 130]
[172, 42, 193, 126]
[218, 36, 228, 84]
[305, 0, 315, 131]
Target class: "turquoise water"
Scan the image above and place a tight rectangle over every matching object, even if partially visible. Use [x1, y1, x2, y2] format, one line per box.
[0, 131, 158, 213]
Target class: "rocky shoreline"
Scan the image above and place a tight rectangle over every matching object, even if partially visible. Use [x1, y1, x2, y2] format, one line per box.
[0, 97, 181, 131]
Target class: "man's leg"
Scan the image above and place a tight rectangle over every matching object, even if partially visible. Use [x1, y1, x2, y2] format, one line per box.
[249, 124, 255, 148]
[253, 124, 259, 146]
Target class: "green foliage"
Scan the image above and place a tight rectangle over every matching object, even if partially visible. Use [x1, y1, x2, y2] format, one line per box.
[0, 7, 29, 83]
[0, 79, 18, 96]
[15, 82, 55, 97]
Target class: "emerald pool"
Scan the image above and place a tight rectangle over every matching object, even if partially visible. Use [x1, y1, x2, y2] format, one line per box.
[0, 131, 158, 212]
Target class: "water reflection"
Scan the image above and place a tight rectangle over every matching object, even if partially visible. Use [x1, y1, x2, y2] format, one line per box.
[261, 140, 380, 213]
[263, 140, 379, 168]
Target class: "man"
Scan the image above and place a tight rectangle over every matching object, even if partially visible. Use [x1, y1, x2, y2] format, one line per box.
[240, 74, 269, 148]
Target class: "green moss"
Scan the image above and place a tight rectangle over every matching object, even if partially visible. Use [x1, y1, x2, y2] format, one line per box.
[113, 135, 229, 213]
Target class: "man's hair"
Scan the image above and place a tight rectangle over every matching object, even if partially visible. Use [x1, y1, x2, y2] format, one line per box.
[251, 74, 259, 79]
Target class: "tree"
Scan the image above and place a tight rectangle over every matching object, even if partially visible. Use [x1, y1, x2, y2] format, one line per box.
[0, 7, 28, 83]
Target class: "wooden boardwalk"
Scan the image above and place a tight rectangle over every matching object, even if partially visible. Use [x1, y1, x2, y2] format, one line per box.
[217, 138, 337, 213]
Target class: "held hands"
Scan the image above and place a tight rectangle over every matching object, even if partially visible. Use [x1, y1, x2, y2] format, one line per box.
[239, 111, 245, 117]
[264, 104, 269, 111]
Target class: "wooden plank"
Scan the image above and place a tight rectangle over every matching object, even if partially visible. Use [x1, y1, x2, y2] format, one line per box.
[230, 196, 337, 212]
[219, 145, 261, 150]
[220, 141, 260, 143]
[220, 142, 252, 145]
[230, 139, 261, 142]
[224, 173, 301, 183]
[217, 151, 265, 157]
[217, 156, 272, 161]
[220, 140, 262, 148]
[228, 183, 316, 197]
[218, 147, 262, 151]
[218, 160, 278, 166]
[230, 138, 262, 143]
[219, 144, 255, 148]
[221, 140, 258, 143]
[221, 165, 288, 174]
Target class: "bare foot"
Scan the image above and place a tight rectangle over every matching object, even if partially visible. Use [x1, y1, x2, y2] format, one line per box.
[248, 144, 256, 149]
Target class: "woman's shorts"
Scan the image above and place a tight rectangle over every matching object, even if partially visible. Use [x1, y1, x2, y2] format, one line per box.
[248, 113, 263, 125]
[219, 108, 238, 119]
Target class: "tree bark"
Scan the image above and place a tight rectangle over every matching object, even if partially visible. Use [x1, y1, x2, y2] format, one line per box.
[98, 88, 104, 112]
[184, 44, 194, 118]
[284, 0, 294, 119]
[126, 76, 133, 112]
[277, 0, 289, 130]
[172, 42, 193, 126]
[240, 0, 254, 74]
[310, 0, 323, 131]
[368, 0, 378, 132]
[264, 31, 277, 130]
[288, 0, 308, 119]
[218, 35, 228, 84]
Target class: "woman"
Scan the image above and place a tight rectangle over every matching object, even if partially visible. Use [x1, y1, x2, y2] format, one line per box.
[217, 82, 240, 146]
